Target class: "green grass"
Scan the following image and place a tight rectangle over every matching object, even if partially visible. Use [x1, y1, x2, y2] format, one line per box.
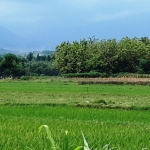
[1, 78, 150, 149]
[0, 105, 150, 149]
[1, 78, 150, 108]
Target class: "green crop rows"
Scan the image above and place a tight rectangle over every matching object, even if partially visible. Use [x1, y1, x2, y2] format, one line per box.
[0, 78, 150, 149]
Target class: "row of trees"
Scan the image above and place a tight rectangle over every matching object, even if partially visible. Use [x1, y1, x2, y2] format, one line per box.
[1, 37, 150, 78]
[0, 53, 58, 77]
[54, 37, 150, 74]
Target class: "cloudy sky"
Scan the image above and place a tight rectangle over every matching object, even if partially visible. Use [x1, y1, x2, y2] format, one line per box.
[0, 0, 150, 51]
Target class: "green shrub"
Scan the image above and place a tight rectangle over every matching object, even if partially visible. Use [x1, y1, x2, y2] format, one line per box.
[61, 72, 102, 78]
[20, 76, 32, 80]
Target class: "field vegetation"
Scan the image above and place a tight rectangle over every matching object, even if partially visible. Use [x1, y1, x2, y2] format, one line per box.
[1, 37, 150, 149]
[1, 77, 150, 108]
[0, 77, 150, 149]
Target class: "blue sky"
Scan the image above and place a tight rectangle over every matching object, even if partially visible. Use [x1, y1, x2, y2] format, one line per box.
[0, 0, 150, 51]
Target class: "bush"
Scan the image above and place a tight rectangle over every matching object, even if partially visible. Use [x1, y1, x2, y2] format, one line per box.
[20, 76, 32, 80]
[61, 72, 102, 78]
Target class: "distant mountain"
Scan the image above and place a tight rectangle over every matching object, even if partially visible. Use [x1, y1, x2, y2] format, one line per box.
[41, 50, 55, 55]
[0, 48, 20, 55]
[0, 26, 44, 52]
[0, 26, 26, 50]
[0, 47, 55, 56]
[0, 48, 10, 55]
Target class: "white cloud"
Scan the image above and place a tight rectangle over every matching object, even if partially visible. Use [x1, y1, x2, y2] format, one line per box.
[65, 0, 102, 10]
[0, 0, 150, 38]
[0, 1, 19, 14]
[92, 10, 140, 22]
[1, 0, 149, 26]
[0, 1, 44, 23]
[89, 0, 150, 23]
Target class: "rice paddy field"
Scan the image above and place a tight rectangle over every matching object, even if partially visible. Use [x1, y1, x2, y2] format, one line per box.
[0, 77, 150, 149]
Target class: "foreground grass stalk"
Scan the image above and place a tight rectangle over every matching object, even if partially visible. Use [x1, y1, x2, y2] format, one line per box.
[62, 131, 68, 150]
[39, 125, 84, 150]
[82, 132, 91, 150]
[39, 125, 117, 150]
[39, 125, 56, 150]
[101, 143, 116, 150]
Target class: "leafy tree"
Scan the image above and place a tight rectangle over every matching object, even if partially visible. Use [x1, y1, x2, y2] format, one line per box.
[139, 37, 150, 45]
[54, 37, 150, 75]
[138, 59, 150, 73]
[0, 53, 25, 77]
[41, 55, 46, 61]
[47, 55, 51, 61]
[27, 52, 34, 61]
[36, 53, 40, 61]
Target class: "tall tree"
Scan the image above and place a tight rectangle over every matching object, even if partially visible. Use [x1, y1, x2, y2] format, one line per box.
[27, 52, 34, 61]
[0, 53, 25, 77]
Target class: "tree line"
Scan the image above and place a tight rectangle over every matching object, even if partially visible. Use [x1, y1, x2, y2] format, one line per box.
[54, 37, 150, 75]
[0, 37, 150, 78]
[0, 52, 58, 78]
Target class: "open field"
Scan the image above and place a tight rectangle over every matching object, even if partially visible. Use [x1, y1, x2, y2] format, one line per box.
[1, 77, 150, 108]
[0, 77, 150, 149]
[1, 105, 150, 149]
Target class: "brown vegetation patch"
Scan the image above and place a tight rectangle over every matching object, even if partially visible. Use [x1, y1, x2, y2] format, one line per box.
[70, 77, 150, 85]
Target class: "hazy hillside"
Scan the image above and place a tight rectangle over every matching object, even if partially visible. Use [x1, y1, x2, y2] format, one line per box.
[0, 26, 44, 51]
[0, 48, 20, 56]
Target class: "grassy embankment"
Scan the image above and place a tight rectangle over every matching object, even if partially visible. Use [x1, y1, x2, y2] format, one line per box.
[0, 77, 150, 149]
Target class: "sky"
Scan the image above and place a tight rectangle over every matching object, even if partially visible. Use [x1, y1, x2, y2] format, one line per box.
[0, 0, 150, 51]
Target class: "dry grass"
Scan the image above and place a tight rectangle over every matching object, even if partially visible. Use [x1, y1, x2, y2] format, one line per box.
[1, 76, 150, 85]
[70, 77, 150, 85]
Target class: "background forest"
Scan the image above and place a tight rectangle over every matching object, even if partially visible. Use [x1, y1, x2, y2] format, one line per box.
[1, 37, 150, 78]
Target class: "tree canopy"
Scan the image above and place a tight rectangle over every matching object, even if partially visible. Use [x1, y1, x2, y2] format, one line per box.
[1, 37, 150, 78]
[54, 37, 150, 75]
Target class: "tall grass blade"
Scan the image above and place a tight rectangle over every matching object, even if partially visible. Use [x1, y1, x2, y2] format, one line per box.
[62, 130, 68, 150]
[81, 132, 91, 150]
[102, 143, 110, 150]
[74, 146, 83, 150]
[101, 142, 117, 150]
[39, 125, 56, 150]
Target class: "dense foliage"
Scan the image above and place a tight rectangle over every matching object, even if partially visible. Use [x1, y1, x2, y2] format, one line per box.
[54, 37, 150, 75]
[1, 37, 150, 77]
[0, 52, 58, 77]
